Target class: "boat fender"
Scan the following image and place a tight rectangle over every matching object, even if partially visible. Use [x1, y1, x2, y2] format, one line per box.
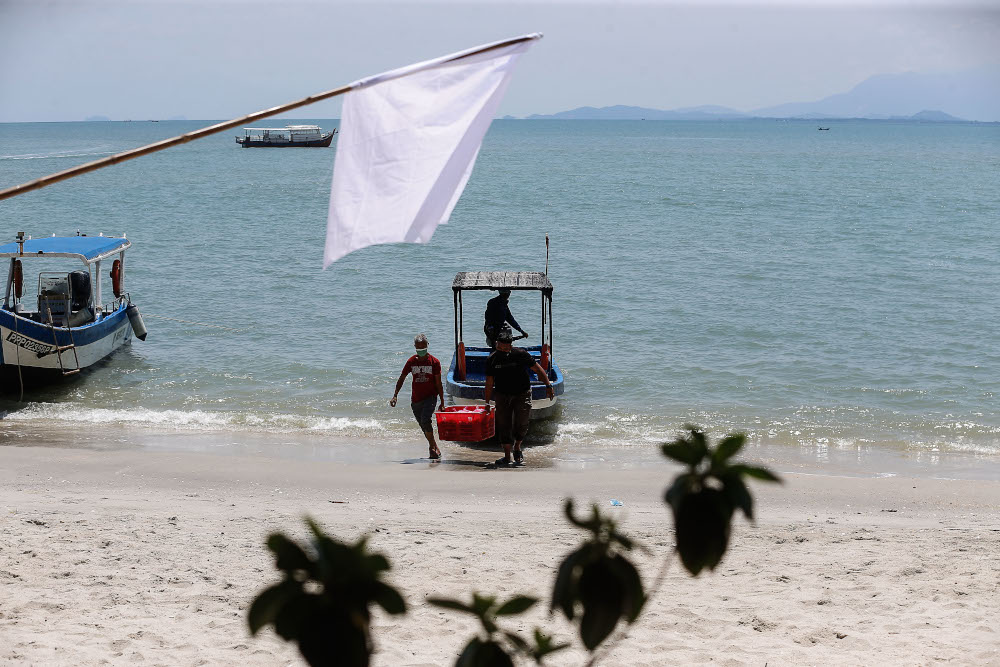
[12, 260, 23, 299]
[455, 342, 466, 381]
[540, 343, 550, 373]
[110, 259, 122, 298]
[126, 304, 147, 341]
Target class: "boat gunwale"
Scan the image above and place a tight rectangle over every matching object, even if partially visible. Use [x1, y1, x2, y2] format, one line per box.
[445, 345, 565, 402]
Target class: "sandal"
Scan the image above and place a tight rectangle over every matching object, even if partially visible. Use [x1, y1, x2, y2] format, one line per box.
[513, 450, 524, 465]
[429, 448, 442, 460]
[494, 456, 512, 467]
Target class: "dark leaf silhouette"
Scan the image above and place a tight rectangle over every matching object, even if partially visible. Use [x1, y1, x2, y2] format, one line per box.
[729, 464, 782, 482]
[550, 500, 645, 652]
[661, 442, 701, 465]
[530, 628, 570, 662]
[713, 433, 746, 463]
[248, 518, 406, 667]
[372, 581, 407, 615]
[674, 488, 732, 575]
[608, 554, 645, 622]
[428, 597, 475, 614]
[456, 638, 515, 667]
[247, 580, 298, 636]
[662, 425, 781, 575]
[266, 534, 315, 576]
[721, 472, 754, 520]
[503, 631, 530, 652]
[495, 596, 537, 616]
[552, 545, 587, 620]
[430, 593, 547, 665]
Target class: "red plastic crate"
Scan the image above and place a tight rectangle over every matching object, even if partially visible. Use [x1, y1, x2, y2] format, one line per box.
[435, 405, 495, 442]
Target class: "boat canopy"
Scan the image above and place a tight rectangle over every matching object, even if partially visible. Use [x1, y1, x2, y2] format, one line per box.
[452, 271, 552, 293]
[0, 236, 130, 264]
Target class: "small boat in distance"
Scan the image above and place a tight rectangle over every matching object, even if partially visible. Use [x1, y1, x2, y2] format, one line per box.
[236, 125, 336, 147]
[818, 127, 830, 131]
[445, 271, 565, 421]
[0, 232, 147, 387]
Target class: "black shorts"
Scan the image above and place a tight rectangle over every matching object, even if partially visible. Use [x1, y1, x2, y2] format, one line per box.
[493, 391, 532, 445]
[410, 396, 437, 432]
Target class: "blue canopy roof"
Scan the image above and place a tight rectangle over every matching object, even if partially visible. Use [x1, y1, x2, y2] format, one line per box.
[0, 236, 130, 263]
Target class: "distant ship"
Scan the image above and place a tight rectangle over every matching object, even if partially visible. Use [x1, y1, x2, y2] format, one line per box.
[236, 125, 336, 148]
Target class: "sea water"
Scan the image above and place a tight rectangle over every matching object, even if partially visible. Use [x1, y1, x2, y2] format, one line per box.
[1, 119, 998, 473]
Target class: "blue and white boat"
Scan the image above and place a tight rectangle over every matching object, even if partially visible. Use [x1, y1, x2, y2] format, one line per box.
[446, 271, 565, 419]
[0, 232, 146, 385]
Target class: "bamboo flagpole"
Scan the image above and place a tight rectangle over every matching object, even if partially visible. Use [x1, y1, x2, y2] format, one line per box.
[0, 33, 541, 202]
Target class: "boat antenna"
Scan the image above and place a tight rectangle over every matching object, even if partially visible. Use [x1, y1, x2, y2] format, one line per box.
[545, 234, 550, 276]
[0, 33, 541, 202]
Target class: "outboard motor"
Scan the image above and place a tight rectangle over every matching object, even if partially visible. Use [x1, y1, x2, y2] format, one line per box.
[69, 271, 91, 311]
[126, 304, 147, 341]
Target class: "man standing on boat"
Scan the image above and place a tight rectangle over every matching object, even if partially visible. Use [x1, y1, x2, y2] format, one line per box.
[484, 326, 554, 467]
[390, 334, 445, 460]
[484, 289, 527, 348]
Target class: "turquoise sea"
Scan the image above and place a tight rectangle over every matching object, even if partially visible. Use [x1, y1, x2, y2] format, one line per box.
[1, 119, 998, 474]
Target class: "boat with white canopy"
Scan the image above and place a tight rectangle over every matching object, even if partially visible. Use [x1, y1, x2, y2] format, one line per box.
[236, 125, 336, 147]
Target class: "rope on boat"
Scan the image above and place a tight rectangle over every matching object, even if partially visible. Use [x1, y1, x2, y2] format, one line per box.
[142, 313, 256, 333]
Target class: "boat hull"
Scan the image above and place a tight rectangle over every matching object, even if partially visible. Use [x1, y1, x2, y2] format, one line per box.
[446, 345, 564, 420]
[237, 132, 335, 148]
[0, 305, 132, 383]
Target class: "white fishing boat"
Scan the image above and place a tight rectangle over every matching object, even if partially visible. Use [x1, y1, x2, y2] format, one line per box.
[236, 125, 336, 147]
[0, 232, 146, 387]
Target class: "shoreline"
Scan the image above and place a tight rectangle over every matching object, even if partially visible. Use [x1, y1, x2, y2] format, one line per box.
[2, 445, 999, 665]
[4, 420, 1000, 481]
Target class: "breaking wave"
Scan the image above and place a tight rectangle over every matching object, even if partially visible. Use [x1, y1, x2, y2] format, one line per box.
[2, 403, 389, 436]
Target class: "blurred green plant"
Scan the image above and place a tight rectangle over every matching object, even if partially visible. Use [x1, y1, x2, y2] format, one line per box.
[427, 593, 568, 666]
[248, 426, 780, 666]
[551, 500, 645, 651]
[248, 518, 406, 667]
[662, 425, 781, 575]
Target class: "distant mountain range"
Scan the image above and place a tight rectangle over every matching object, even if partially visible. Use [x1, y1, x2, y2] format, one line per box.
[522, 65, 1000, 122]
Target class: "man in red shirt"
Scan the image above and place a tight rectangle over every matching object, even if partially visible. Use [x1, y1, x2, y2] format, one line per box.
[390, 333, 445, 460]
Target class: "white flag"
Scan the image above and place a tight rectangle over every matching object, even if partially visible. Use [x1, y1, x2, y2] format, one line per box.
[323, 35, 539, 267]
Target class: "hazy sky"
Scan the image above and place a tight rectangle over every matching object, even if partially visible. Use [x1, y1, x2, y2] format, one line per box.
[1, 0, 998, 122]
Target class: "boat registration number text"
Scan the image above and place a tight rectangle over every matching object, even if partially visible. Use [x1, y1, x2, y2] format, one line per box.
[5, 331, 54, 355]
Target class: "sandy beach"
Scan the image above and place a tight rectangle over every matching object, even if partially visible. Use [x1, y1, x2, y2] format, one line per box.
[2, 442, 999, 666]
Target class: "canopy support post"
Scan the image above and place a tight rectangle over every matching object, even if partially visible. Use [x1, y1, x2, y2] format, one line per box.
[3, 258, 14, 308]
[548, 293, 553, 361]
[94, 260, 102, 313]
[119, 250, 126, 300]
[540, 291, 545, 351]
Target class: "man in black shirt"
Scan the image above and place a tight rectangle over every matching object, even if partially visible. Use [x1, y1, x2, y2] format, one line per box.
[484, 289, 527, 348]
[484, 326, 555, 467]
